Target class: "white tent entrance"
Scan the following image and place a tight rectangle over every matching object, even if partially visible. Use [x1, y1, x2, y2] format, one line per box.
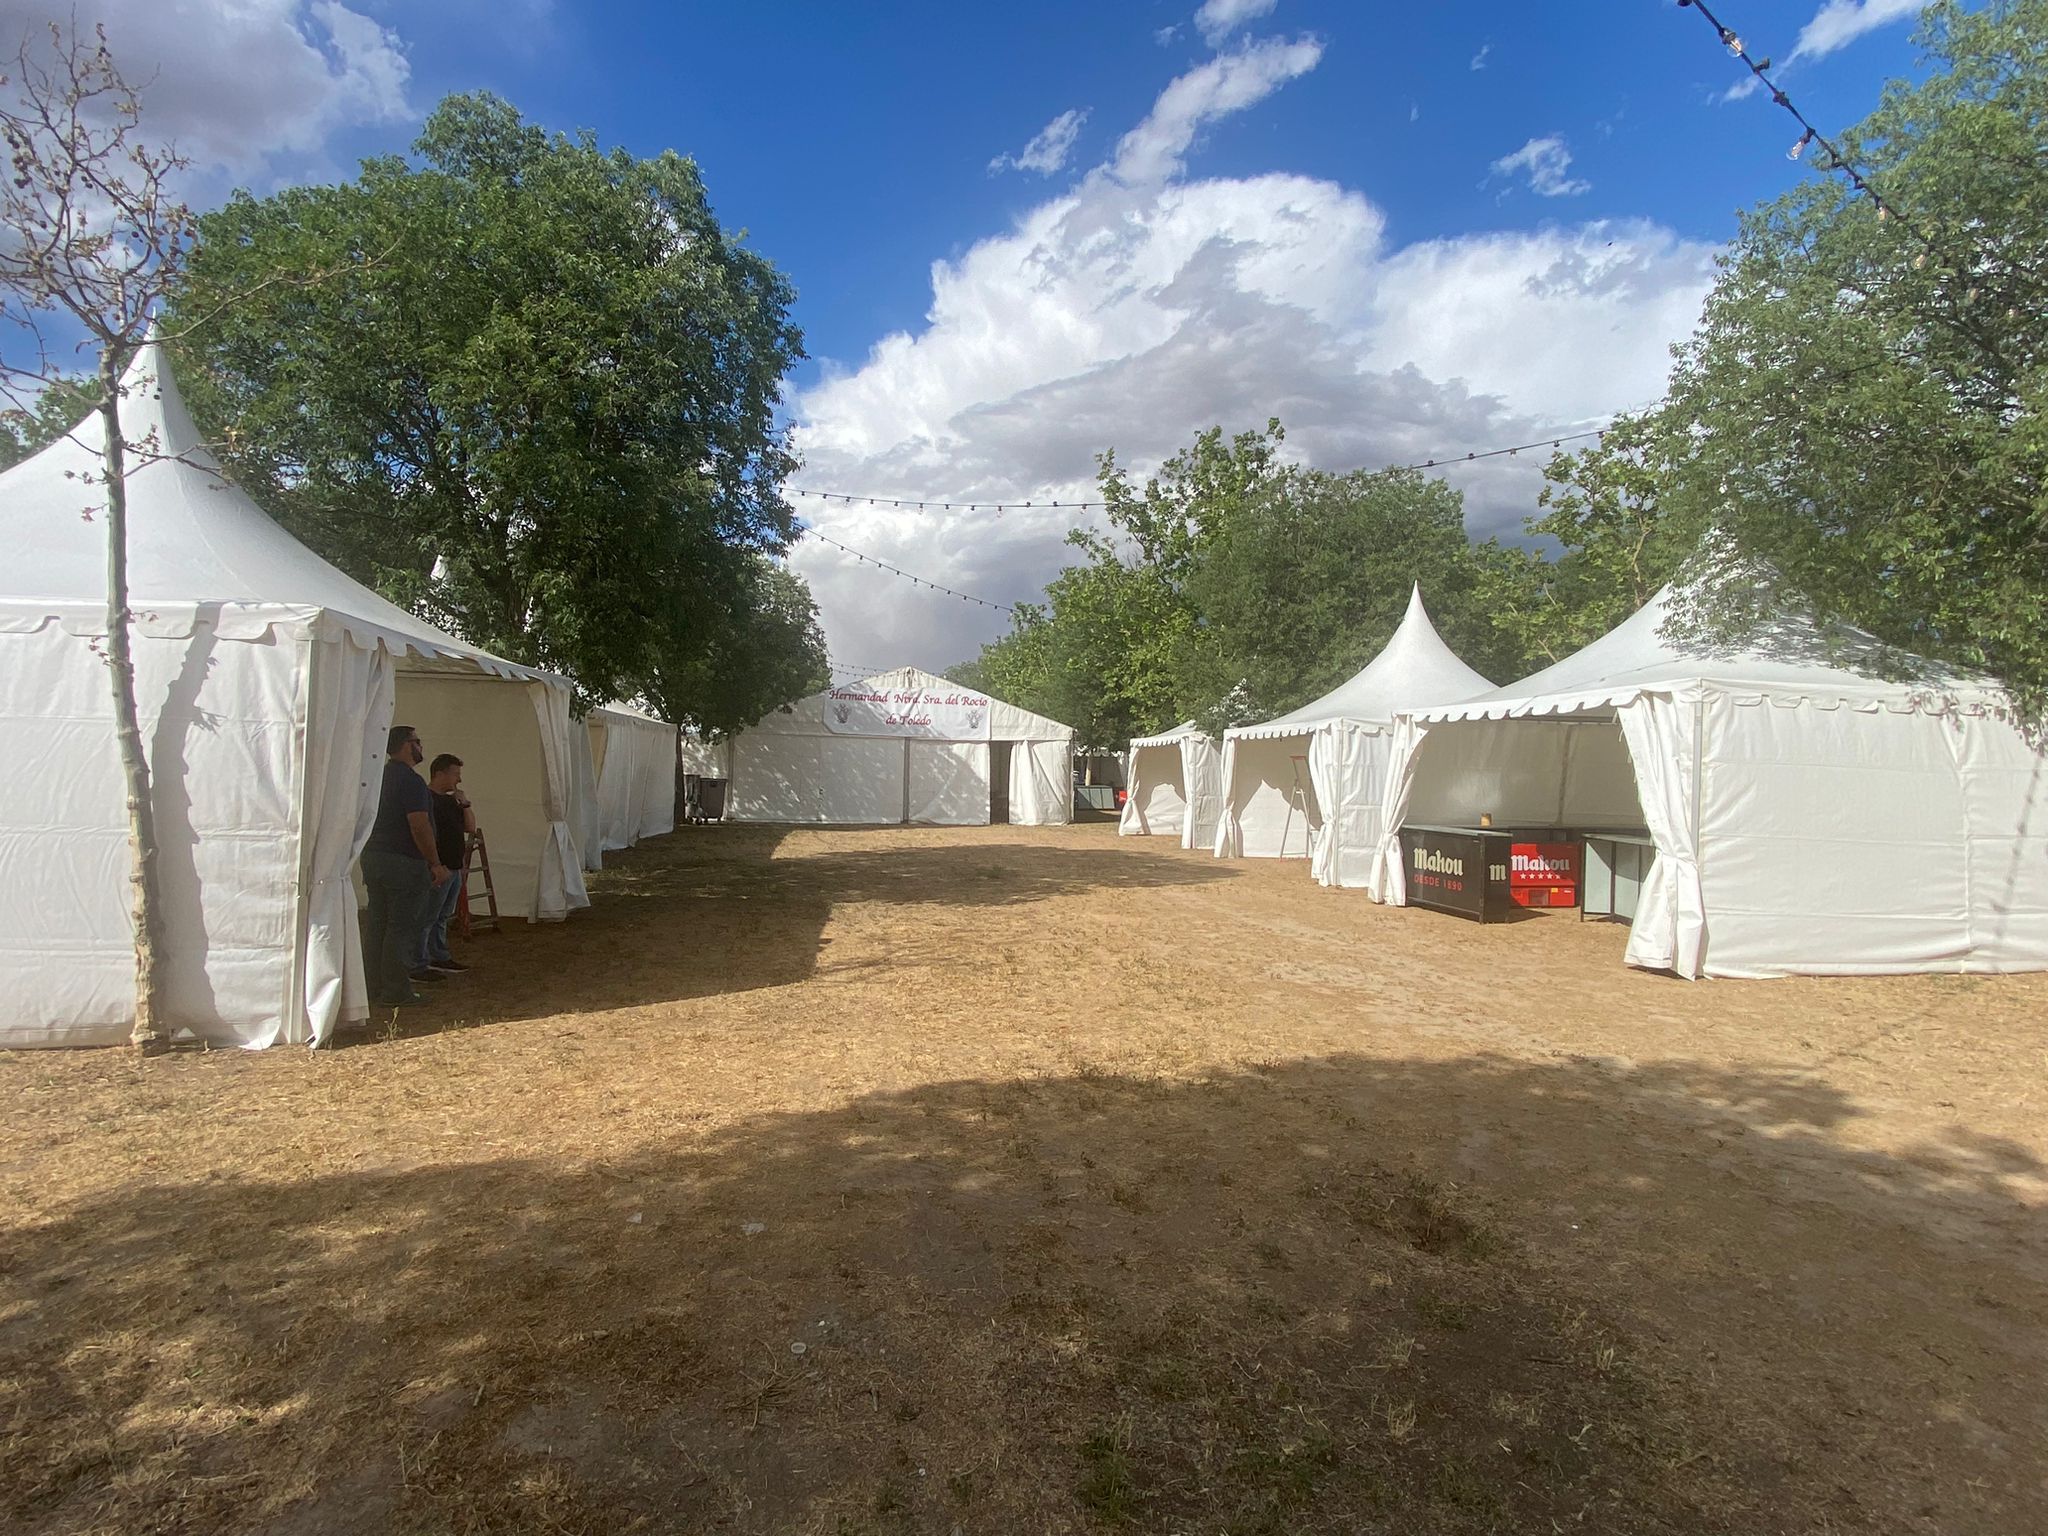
[1119, 722, 1222, 850]
[1213, 586, 1493, 886]
[724, 667, 1075, 826]
[1375, 583, 2048, 980]
[0, 340, 596, 1049]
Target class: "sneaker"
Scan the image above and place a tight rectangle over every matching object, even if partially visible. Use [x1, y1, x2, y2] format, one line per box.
[428, 958, 470, 973]
[408, 968, 449, 984]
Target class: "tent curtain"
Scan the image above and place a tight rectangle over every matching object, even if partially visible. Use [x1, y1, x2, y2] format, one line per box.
[907, 740, 991, 824]
[297, 633, 393, 1046]
[1210, 737, 1242, 856]
[1181, 736, 1223, 852]
[573, 707, 603, 873]
[1368, 715, 1429, 904]
[529, 680, 594, 921]
[1618, 693, 1706, 978]
[1306, 725, 1341, 885]
[596, 714, 678, 850]
[1120, 743, 1186, 837]
[1309, 721, 1392, 890]
[1009, 739, 1072, 826]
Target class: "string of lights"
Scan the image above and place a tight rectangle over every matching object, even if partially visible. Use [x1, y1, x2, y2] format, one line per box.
[1676, 0, 1952, 274]
[785, 426, 1613, 515]
[827, 655, 897, 679]
[804, 529, 1009, 611]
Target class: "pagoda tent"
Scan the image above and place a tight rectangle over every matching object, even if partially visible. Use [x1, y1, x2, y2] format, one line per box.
[588, 700, 678, 851]
[1376, 582, 2048, 979]
[1119, 722, 1223, 850]
[725, 667, 1074, 826]
[0, 340, 596, 1050]
[1213, 586, 1493, 887]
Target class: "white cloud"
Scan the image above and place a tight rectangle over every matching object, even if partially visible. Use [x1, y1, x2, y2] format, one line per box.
[1110, 35, 1323, 185]
[788, 59, 1714, 672]
[1195, 0, 1279, 47]
[989, 109, 1089, 177]
[1791, 0, 1927, 60]
[1154, 25, 1180, 47]
[1489, 136, 1591, 198]
[0, 0, 411, 176]
[1717, 1, 1925, 102]
[1470, 43, 1491, 70]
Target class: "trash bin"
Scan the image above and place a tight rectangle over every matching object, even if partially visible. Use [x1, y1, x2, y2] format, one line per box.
[695, 777, 727, 823]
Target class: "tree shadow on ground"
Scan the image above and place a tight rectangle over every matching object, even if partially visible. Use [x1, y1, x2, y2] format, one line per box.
[369, 827, 1240, 1040]
[4, 1051, 2041, 1536]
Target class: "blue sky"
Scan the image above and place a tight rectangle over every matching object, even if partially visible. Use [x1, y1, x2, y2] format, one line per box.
[3, 0, 1944, 673]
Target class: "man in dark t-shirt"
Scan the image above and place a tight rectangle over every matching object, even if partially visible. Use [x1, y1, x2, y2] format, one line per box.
[417, 753, 477, 974]
[360, 724, 452, 1008]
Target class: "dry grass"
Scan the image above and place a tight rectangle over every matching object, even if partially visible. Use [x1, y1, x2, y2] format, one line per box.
[2, 821, 2046, 1534]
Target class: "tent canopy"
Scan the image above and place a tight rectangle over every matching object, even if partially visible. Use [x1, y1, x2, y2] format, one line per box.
[1229, 585, 1493, 741]
[0, 339, 548, 684]
[1215, 586, 1494, 877]
[1410, 581, 1984, 724]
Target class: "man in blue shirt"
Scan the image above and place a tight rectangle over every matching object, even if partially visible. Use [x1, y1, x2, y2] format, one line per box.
[361, 724, 454, 1008]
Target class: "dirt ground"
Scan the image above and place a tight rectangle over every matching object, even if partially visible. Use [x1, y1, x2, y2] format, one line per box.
[3, 822, 2046, 1535]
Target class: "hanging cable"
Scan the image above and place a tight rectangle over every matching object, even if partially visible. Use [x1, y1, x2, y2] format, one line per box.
[804, 530, 1009, 611]
[785, 425, 1614, 514]
[1676, 0, 1947, 266]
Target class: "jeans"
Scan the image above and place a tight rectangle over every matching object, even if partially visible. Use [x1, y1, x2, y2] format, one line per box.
[417, 870, 464, 967]
[361, 847, 432, 1005]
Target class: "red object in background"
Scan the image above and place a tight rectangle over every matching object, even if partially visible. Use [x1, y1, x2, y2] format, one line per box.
[1508, 841, 1578, 908]
[1115, 788, 1127, 806]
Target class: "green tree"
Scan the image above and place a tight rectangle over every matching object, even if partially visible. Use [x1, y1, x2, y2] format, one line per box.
[0, 373, 99, 469]
[1647, 0, 2048, 714]
[953, 420, 1516, 742]
[1188, 464, 1511, 711]
[168, 92, 813, 720]
[1476, 408, 1699, 668]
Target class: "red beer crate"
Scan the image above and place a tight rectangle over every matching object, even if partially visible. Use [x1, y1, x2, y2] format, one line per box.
[1508, 841, 1578, 909]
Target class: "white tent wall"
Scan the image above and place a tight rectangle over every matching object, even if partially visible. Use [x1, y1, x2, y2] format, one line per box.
[1214, 732, 1320, 858]
[1119, 744, 1187, 837]
[0, 610, 403, 1050]
[392, 671, 591, 923]
[724, 667, 1074, 827]
[909, 740, 991, 824]
[730, 732, 905, 822]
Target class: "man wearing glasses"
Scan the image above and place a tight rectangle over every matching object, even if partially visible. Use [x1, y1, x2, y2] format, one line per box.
[361, 724, 455, 1009]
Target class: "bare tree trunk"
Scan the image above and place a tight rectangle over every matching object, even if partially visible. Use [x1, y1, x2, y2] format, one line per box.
[99, 367, 167, 1053]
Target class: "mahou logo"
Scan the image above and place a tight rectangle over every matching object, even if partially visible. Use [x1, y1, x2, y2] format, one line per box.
[1412, 848, 1464, 877]
[1512, 851, 1572, 875]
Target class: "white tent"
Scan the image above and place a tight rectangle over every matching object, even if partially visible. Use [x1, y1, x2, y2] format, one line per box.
[1213, 586, 1493, 886]
[0, 341, 596, 1049]
[1119, 721, 1223, 850]
[588, 701, 677, 851]
[1375, 582, 2048, 979]
[721, 666, 1074, 825]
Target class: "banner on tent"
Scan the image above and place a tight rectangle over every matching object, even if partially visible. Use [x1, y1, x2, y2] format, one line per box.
[823, 684, 992, 740]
